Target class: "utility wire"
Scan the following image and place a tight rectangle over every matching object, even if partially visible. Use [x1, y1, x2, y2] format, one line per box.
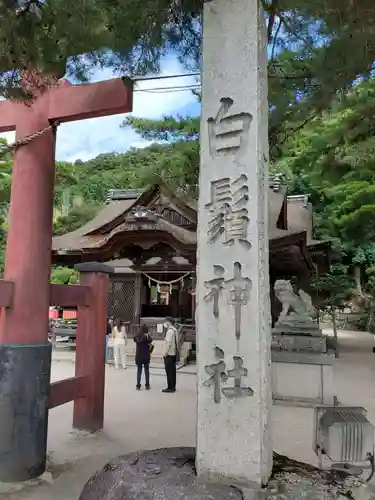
[132, 71, 315, 95]
[134, 72, 200, 82]
[135, 84, 200, 94]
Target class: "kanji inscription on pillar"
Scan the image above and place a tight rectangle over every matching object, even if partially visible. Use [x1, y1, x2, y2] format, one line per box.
[205, 174, 251, 249]
[225, 262, 252, 340]
[208, 97, 252, 159]
[204, 262, 252, 338]
[221, 356, 254, 399]
[203, 265, 225, 317]
[203, 346, 227, 403]
[203, 346, 254, 403]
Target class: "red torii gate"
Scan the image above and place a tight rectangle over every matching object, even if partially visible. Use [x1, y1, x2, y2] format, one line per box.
[0, 73, 133, 482]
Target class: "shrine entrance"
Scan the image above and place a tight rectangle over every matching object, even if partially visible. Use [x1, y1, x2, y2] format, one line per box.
[108, 271, 195, 327]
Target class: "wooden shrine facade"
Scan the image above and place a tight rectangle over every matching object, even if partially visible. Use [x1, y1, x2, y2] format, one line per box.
[52, 182, 331, 337]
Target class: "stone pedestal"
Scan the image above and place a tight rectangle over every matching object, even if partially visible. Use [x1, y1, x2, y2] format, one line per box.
[271, 325, 335, 407]
[272, 351, 335, 407]
[196, 0, 272, 487]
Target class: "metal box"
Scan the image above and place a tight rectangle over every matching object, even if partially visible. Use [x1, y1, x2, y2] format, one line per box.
[314, 406, 374, 463]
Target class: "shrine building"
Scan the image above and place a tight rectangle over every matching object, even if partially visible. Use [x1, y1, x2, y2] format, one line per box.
[52, 180, 330, 342]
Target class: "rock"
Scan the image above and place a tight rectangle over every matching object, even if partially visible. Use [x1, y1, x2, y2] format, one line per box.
[40, 471, 54, 484]
[79, 448, 366, 500]
[79, 448, 242, 500]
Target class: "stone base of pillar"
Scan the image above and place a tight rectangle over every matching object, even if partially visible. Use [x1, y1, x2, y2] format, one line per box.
[78, 448, 361, 500]
[0, 343, 51, 482]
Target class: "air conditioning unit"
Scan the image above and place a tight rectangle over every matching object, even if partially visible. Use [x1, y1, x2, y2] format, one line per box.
[314, 406, 374, 480]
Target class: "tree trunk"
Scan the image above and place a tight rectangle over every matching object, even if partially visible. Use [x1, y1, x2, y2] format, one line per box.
[331, 306, 339, 358]
[353, 266, 363, 296]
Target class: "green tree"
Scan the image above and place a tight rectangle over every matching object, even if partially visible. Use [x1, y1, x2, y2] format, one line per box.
[50, 266, 79, 284]
[275, 76, 375, 302]
[1, 0, 375, 158]
[0, 0, 202, 98]
[53, 204, 99, 236]
[123, 116, 200, 196]
[312, 262, 355, 356]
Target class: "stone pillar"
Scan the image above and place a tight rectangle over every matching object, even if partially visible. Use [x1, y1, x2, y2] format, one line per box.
[196, 0, 272, 487]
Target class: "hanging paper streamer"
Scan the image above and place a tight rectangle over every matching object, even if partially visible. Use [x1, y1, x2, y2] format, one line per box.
[141, 271, 192, 292]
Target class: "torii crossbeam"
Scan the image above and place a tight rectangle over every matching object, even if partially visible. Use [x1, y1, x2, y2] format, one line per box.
[0, 74, 133, 482]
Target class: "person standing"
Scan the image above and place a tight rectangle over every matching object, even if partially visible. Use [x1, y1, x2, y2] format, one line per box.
[112, 318, 127, 370]
[162, 317, 179, 393]
[134, 324, 153, 390]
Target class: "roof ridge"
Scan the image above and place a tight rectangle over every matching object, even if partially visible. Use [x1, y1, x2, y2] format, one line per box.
[106, 188, 144, 202]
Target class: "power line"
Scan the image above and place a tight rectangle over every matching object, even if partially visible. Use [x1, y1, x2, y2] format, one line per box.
[134, 72, 200, 82]
[135, 84, 200, 94]
[132, 71, 316, 95]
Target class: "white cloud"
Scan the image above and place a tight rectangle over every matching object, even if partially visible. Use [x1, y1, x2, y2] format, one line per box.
[0, 56, 200, 162]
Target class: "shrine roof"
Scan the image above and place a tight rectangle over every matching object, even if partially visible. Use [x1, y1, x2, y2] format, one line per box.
[76, 199, 137, 235]
[51, 181, 323, 257]
[52, 213, 196, 253]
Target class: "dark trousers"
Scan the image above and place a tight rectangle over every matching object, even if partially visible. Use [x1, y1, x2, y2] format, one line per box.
[164, 355, 177, 390]
[136, 362, 150, 388]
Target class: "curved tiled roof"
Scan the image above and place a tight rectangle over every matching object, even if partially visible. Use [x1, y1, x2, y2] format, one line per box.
[52, 182, 322, 256]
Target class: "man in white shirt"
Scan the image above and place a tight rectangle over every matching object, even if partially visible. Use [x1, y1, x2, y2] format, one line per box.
[162, 317, 178, 393]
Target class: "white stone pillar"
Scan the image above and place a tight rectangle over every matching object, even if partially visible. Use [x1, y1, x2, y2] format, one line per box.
[196, 0, 272, 487]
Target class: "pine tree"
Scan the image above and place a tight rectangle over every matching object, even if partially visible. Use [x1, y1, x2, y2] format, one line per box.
[0, 0, 202, 98]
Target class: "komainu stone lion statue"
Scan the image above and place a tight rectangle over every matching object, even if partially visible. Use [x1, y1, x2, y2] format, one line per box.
[274, 280, 315, 326]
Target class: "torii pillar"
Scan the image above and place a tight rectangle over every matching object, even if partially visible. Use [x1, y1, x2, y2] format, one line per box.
[0, 74, 133, 482]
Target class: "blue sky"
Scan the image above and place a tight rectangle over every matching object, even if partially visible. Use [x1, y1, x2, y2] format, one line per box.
[0, 56, 201, 163]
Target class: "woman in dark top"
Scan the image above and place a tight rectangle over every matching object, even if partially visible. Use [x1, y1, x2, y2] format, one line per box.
[134, 324, 153, 390]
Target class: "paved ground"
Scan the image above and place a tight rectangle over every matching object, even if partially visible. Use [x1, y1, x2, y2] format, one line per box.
[3, 329, 375, 499]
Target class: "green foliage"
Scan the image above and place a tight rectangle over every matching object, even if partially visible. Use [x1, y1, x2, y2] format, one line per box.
[1, 0, 375, 167]
[122, 115, 200, 196]
[53, 204, 99, 236]
[124, 115, 200, 142]
[51, 266, 79, 284]
[0, 0, 202, 98]
[312, 264, 355, 310]
[276, 73, 375, 306]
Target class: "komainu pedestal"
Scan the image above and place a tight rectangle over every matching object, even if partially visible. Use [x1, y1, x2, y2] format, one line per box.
[271, 280, 335, 407]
